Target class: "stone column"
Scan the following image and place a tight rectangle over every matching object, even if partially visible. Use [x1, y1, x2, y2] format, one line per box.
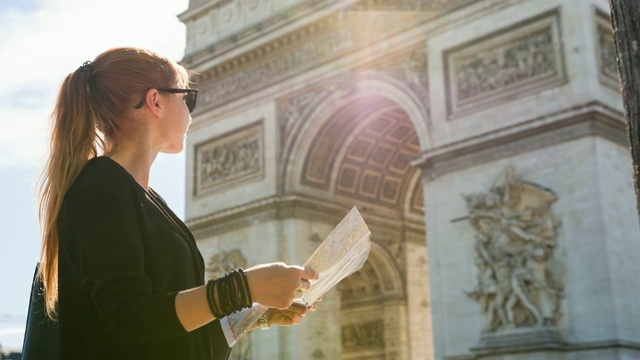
[383, 300, 409, 360]
[404, 234, 434, 360]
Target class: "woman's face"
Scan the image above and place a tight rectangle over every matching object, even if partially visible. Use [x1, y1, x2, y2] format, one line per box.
[156, 82, 192, 154]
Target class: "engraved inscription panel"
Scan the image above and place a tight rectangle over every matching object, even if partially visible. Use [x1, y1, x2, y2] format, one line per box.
[195, 122, 264, 196]
[445, 11, 565, 117]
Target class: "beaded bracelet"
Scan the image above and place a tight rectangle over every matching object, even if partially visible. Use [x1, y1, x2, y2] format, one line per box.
[206, 268, 253, 318]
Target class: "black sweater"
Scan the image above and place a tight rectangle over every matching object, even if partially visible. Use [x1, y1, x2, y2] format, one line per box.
[58, 156, 230, 359]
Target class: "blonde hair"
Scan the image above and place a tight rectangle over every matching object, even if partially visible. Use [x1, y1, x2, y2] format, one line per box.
[37, 47, 189, 319]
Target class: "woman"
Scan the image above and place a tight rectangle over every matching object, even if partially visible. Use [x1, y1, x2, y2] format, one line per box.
[37, 47, 318, 359]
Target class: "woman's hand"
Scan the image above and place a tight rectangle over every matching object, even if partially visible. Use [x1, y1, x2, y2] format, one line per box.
[244, 263, 318, 309]
[250, 300, 321, 331]
[266, 303, 309, 327]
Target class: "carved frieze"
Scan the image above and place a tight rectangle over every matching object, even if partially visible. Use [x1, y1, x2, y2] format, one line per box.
[342, 320, 385, 351]
[192, 8, 434, 115]
[445, 11, 565, 117]
[194, 121, 264, 196]
[595, 11, 619, 91]
[193, 15, 355, 113]
[464, 167, 565, 333]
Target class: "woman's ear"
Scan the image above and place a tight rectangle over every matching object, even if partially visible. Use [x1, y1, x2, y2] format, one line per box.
[143, 88, 163, 117]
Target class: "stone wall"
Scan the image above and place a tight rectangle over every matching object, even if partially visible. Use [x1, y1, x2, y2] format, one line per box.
[182, 0, 640, 359]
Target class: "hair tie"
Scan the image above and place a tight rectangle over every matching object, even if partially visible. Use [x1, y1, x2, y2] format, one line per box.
[78, 61, 93, 74]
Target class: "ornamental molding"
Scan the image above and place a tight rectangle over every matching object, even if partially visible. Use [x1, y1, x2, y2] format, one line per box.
[189, 9, 433, 115]
[464, 167, 565, 331]
[180, 0, 334, 64]
[187, 195, 424, 242]
[414, 103, 626, 182]
[191, 13, 355, 114]
[180, 0, 476, 69]
[275, 46, 429, 214]
[277, 45, 429, 145]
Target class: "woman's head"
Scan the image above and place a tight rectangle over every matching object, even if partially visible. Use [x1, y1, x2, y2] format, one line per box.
[64, 47, 189, 145]
[38, 47, 191, 318]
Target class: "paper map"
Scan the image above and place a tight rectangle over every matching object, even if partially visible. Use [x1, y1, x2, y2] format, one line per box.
[227, 206, 371, 339]
[300, 206, 372, 306]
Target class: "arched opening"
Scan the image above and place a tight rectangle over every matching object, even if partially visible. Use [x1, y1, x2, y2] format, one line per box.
[299, 95, 423, 221]
[289, 91, 431, 359]
[339, 243, 404, 360]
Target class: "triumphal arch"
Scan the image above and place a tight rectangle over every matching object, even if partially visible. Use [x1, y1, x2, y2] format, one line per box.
[180, 0, 640, 359]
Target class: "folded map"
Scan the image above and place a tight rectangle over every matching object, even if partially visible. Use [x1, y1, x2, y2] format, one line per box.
[226, 206, 372, 340]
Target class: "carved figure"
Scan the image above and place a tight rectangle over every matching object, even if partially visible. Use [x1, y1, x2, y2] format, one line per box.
[206, 249, 248, 279]
[455, 28, 556, 103]
[464, 167, 563, 332]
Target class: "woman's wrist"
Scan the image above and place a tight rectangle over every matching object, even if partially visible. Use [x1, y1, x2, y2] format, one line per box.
[206, 268, 253, 319]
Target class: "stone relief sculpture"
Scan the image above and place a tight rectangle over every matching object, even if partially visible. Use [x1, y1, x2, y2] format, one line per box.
[206, 249, 248, 279]
[196, 122, 263, 195]
[455, 29, 556, 102]
[342, 320, 385, 352]
[446, 13, 564, 116]
[465, 167, 565, 332]
[200, 138, 260, 183]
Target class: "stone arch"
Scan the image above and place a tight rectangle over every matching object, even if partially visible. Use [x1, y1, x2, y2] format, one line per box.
[340, 241, 404, 305]
[282, 77, 430, 201]
[339, 242, 408, 360]
[278, 77, 431, 359]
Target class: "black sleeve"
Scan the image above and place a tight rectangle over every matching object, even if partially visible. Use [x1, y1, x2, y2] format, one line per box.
[209, 320, 232, 360]
[62, 176, 187, 345]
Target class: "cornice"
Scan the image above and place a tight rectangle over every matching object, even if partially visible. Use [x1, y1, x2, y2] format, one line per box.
[180, 0, 347, 69]
[187, 7, 439, 116]
[177, 0, 225, 21]
[186, 194, 424, 240]
[180, 0, 473, 69]
[413, 101, 627, 181]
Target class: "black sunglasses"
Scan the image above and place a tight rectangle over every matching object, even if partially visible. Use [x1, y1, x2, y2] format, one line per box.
[134, 88, 199, 113]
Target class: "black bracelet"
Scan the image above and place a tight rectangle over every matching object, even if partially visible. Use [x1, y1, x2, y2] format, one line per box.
[206, 278, 222, 318]
[205, 268, 254, 318]
[238, 268, 253, 306]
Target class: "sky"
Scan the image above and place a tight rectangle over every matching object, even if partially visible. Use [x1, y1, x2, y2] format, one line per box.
[0, 0, 190, 351]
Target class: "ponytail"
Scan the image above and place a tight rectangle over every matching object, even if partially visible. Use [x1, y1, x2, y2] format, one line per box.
[38, 63, 100, 319]
[37, 47, 187, 319]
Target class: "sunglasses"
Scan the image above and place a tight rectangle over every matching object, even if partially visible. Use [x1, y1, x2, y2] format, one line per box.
[134, 88, 199, 113]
